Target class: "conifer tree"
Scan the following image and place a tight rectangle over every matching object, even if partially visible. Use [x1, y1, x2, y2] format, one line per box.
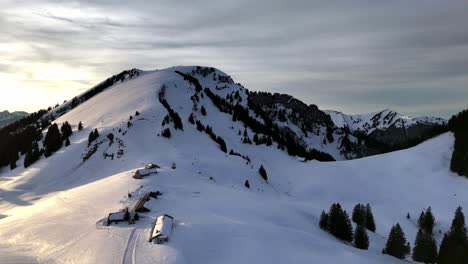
[328, 203, 340, 236]
[188, 113, 195, 124]
[319, 210, 329, 230]
[418, 211, 426, 228]
[413, 228, 438, 263]
[78, 121, 83, 131]
[365, 203, 376, 232]
[244, 180, 250, 189]
[385, 223, 410, 259]
[65, 138, 70, 146]
[352, 203, 366, 226]
[24, 150, 32, 168]
[354, 224, 369, 250]
[201, 106, 206, 116]
[258, 165, 268, 182]
[339, 210, 354, 242]
[44, 123, 62, 157]
[422, 207, 435, 234]
[60, 121, 72, 139]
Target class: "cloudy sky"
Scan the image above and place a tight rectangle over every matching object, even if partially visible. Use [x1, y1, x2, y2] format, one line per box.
[1, 0, 467, 117]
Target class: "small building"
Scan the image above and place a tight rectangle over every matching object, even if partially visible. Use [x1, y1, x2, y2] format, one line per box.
[132, 193, 151, 213]
[149, 214, 174, 244]
[107, 210, 129, 226]
[106, 209, 139, 225]
[133, 163, 159, 179]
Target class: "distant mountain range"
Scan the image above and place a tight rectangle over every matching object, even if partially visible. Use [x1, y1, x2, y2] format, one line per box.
[0, 110, 28, 128]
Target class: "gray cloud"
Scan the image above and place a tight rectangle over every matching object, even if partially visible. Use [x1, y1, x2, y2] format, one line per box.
[1, 0, 467, 117]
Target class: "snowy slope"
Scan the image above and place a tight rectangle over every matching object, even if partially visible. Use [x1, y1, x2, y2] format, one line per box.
[0, 66, 465, 264]
[325, 109, 446, 135]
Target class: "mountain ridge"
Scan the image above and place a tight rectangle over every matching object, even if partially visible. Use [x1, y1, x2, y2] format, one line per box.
[0, 66, 466, 264]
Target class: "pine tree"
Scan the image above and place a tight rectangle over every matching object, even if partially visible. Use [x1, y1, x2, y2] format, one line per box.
[258, 165, 268, 182]
[328, 203, 340, 236]
[188, 113, 195, 124]
[161, 128, 171, 138]
[385, 223, 410, 259]
[78, 121, 83, 131]
[24, 150, 32, 168]
[354, 224, 369, 250]
[352, 203, 366, 226]
[418, 207, 436, 235]
[44, 123, 62, 157]
[418, 211, 426, 228]
[201, 106, 206, 116]
[339, 210, 354, 242]
[365, 203, 376, 232]
[413, 229, 438, 263]
[60, 121, 72, 139]
[65, 138, 70, 146]
[244, 180, 250, 189]
[319, 210, 329, 230]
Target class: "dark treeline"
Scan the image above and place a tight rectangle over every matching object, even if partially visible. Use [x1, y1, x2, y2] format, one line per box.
[0, 109, 48, 169]
[158, 86, 183, 130]
[449, 108, 468, 177]
[204, 87, 335, 161]
[194, 120, 227, 153]
[363, 124, 448, 154]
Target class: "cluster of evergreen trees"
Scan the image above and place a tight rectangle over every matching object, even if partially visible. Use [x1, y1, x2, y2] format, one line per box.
[320, 203, 377, 250]
[415, 209, 436, 262]
[193, 120, 227, 153]
[0, 109, 48, 169]
[204, 86, 335, 161]
[381, 206, 468, 263]
[158, 88, 183, 131]
[175, 70, 203, 93]
[438, 207, 468, 264]
[253, 133, 273, 146]
[88, 129, 99, 146]
[320, 203, 354, 242]
[448, 108, 468, 177]
[23, 142, 41, 168]
[352, 203, 376, 232]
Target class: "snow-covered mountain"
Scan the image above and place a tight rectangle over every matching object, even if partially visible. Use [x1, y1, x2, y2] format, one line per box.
[325, 109, 446, 135]
[0, 66, 463, 264]
[0, 110, 28, 128]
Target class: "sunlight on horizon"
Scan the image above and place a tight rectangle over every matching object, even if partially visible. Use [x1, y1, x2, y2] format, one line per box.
[0, 64, 95, 112]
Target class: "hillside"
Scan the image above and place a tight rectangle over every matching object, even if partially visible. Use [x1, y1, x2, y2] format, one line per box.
[0, 110, 28, 128]
[0, 66, 464, 264]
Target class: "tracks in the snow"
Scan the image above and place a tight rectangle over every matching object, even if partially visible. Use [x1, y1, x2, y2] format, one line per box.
[122, 228, 141, 264]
